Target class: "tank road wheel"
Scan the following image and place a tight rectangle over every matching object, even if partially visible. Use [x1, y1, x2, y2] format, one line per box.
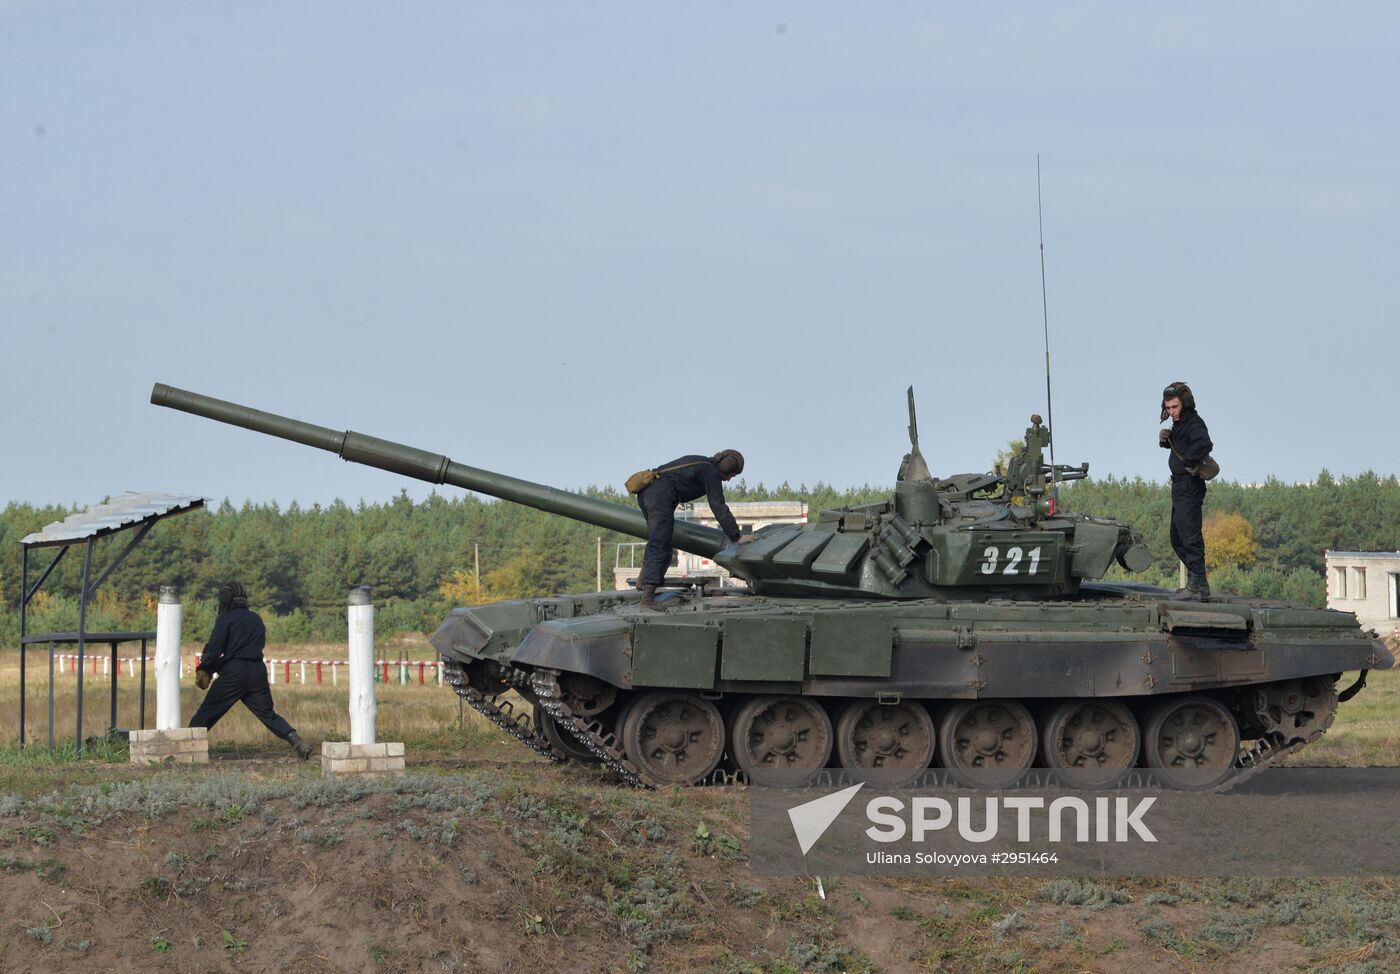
[1040, 700, 1141, 789]
[1249, 678, 1338, 745]
[938, 700, 1037, 788]
[620, 691, 724, 787]
[558, 672, 618, 718]
[731, 696, 834, 787]
[834, 700, 936, 786]
[1143, 695, 1240, 790]
[532, 704, 602, 765]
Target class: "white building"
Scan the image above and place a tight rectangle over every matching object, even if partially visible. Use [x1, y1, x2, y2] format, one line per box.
[613, 500, 808, 591]
[1325, 550, 1400, 638]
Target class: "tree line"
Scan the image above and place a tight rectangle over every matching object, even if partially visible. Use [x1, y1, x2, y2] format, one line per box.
[2, 469, 1397, 644]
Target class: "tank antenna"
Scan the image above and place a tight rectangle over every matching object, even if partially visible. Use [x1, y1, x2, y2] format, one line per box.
[901, 386, 934, 482]
[1037, 155, 1058, 502]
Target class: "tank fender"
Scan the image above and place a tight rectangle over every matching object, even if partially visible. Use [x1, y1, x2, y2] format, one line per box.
[512, 617, 632, 689]
[430, 600, 540, 664]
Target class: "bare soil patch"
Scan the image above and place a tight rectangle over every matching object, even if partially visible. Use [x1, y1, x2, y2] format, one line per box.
[1, 747, 1397, 974]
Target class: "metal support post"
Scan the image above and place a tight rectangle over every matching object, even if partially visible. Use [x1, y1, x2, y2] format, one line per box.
[47, 641, 55, 749]
[76, 539, 93, 754]
[109, 641, 119, 733]
[139, 637, 148, 730]
[19, 548, 27, 747]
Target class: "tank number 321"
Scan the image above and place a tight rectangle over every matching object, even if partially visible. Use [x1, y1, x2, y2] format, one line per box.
[979, 546, 1043, 575]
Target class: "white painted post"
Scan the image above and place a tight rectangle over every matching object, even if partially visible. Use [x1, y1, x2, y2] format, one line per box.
[348, 586, 376, 746]
[155, 585, 183, 731]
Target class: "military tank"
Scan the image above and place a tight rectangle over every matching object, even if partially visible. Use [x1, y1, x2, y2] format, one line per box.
[151, 383, 1393, 790]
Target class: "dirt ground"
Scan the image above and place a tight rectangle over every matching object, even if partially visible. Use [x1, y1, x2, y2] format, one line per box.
[1, 748, 1396, 974]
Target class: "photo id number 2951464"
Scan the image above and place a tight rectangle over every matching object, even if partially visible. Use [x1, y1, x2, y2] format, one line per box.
[989, 852, 1059, 865]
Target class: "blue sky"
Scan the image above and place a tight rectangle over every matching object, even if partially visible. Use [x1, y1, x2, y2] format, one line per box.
[3, 3, 1396, 508]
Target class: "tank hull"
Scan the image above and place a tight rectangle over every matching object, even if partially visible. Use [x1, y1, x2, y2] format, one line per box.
[432, 584, 1393, 789]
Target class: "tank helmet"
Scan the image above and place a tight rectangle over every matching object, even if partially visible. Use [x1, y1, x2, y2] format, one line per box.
[712, 450, 745, 477]
[1160, 381, 1195, 422]
[217, 580, 249, 614]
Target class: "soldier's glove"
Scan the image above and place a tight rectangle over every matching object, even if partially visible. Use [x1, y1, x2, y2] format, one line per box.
[1158, 429, 1171, 447]
[195, 669, 212, 691]
[736, 533, 757, 545]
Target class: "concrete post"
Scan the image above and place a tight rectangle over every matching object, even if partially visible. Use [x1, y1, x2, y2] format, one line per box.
[322, 584, 401, 776]
[155, 586, 182, 730]
[348, 585, 376, 746]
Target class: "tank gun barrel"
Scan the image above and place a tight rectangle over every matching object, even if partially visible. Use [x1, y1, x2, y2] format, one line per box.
[150, 383, 732, 559]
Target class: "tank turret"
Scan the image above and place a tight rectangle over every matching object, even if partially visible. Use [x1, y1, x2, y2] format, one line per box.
[151, 383, 1150, 600]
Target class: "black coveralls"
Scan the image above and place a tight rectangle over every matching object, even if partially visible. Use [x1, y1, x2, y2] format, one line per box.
[1161, 410, 1213, 578]
[636, 456, 742, 587]
[189, 607, 297, 740]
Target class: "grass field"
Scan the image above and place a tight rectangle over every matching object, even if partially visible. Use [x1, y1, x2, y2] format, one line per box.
[2, 641, 1397, 764]
[0, 642, 1398, 972]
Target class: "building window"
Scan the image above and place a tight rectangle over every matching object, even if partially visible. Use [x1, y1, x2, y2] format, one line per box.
[1333, 567, 1347, 600]
[1390, 573, 1400, 619]
[1353, 568, 1366, 601]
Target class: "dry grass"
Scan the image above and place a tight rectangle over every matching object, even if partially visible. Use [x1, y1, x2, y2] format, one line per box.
[0, 637, 473, 751]
[3, 642, 1397, 763]
[1290, 667, 1400, 766]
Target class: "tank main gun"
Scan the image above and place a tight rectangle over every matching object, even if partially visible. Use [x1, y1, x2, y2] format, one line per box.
[152, 383, 1150, 601]
[149, 383, 734, 561]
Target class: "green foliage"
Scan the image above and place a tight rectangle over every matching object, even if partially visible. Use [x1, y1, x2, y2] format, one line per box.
[3, 471, 1397, 640]
[0, 489, 637, 641]
[1064, 472, 1400, 606]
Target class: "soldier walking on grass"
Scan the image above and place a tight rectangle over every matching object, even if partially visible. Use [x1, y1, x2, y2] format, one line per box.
[189, 581, 313, 759]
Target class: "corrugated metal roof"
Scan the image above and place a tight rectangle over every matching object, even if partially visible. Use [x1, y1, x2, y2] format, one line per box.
[20, 491, 206, 546]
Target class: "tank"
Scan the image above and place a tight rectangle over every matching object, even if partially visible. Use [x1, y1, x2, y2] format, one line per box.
[151, 382, 1394, 790]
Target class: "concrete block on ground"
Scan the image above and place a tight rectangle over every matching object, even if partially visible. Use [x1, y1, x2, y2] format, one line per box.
[130, 727, 209, 766]
[320, 741, 406, 776]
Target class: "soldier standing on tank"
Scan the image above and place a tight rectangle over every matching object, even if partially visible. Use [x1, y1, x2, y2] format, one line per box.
[189, 581, 314, 759]
[1159, 382, 1213, 600]
[636, 451, 746, 611]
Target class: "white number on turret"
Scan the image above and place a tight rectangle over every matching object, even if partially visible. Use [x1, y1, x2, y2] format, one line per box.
[980, 547, 999, 573]
[979, 545, 1045, 576]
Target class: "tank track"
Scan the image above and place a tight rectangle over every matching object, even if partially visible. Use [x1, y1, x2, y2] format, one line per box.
[531, 668, 653, 790]
[515, 665, 1340, 791]
[441, 658, 567, 764]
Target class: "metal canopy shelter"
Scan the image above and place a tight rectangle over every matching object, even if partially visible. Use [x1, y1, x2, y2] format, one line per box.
[18, 491, 206, 752]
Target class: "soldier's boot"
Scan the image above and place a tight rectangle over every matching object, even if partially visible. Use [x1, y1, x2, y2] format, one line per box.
[639, 584, 659, 612]
[1187, 572, 1211, 600]
[287, 731, 313, 761]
